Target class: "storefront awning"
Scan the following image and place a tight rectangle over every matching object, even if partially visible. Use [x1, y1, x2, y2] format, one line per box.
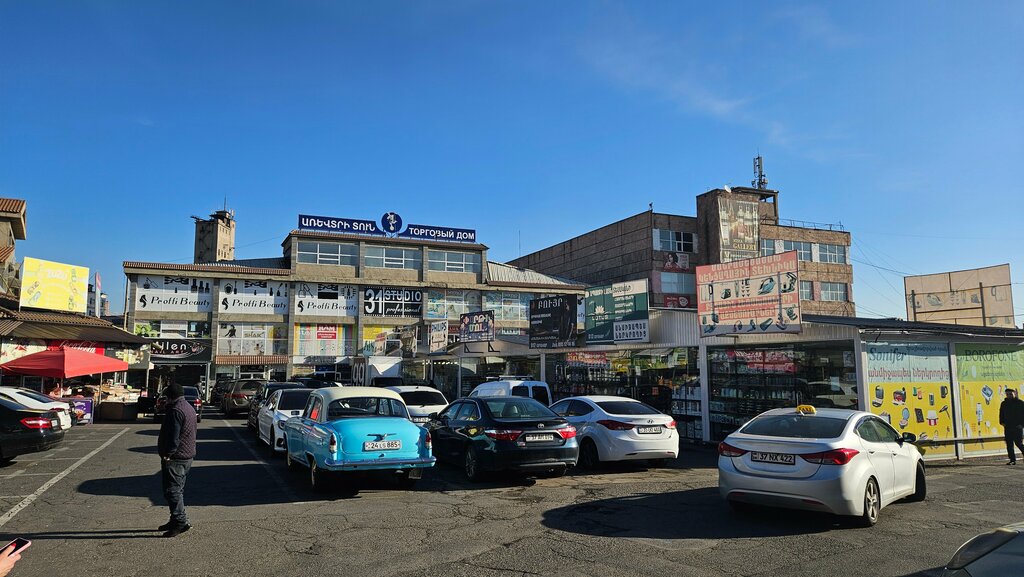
[2, 321, 149, 344]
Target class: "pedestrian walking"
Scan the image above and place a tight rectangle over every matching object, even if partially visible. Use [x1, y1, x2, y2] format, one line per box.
[157, 383, 197, 537]
[998, 388, 1024, 465]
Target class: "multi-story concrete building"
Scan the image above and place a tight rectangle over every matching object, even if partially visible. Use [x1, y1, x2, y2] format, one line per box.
[511, 185, 855, 317]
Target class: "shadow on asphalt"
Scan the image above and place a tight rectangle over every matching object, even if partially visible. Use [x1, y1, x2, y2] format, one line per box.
[14, 529, 162, 541]
[542, 487, 842, 539]
[896, 569, 944, 577]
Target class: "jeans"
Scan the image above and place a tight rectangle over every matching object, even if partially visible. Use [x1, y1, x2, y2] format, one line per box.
[1006, 426, 1024, 462]
[161, 458, 192, 526]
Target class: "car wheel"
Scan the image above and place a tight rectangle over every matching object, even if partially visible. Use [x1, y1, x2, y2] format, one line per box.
[648, 458, 670, 469]
[578, 439, 600, 469]
[267, 427, 278, 457]
[197, 415, 202, 424]
[907, 463, 927, 502]
[285, 439, 299, 472]
[856, 477, 881, 527]
[396, 471, 418, 489]
[309, 457, 328, 491]
[464, 446, 483, 482]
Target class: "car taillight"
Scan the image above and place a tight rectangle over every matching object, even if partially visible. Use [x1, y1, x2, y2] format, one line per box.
[329, 434, 338, 453]
[664, 420, 676, 429]
[484, 429, 522, 441]
[557, 425, 577, 440]
[21, 417, 53, 430]
[597, 419, 634, 431]
[801, 448, 860, 465]
[424, 432, 432, 450]
[718, 441, 747, 457]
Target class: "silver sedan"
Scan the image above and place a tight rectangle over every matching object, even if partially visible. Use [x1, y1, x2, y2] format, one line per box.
[718, 406, 926, 526]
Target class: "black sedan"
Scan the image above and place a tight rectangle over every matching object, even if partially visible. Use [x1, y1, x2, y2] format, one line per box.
[427, 396, 579, 481]
[247, 382, 306, 430]
[0, 397, 65, 463]
[153, 386, 204, 423]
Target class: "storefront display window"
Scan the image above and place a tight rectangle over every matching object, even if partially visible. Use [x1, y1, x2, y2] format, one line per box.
[425, 289, 481, 320]
[217, 323, 287, 356]
[294, 324, 352, 357]
[482, 291, 534, 321]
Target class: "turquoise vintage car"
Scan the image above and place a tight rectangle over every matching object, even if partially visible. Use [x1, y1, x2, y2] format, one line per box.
[282, 386, 435, 492]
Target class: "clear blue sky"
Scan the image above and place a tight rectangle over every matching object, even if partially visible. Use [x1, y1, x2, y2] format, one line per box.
[2, 2, 1022, 319]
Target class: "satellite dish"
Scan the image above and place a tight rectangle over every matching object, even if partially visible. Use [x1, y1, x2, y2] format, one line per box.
[723, 185, 732, 193]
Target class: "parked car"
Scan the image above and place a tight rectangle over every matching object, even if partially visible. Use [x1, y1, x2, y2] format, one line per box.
[0, 397, 65, 463]
[220, 379, 265, 416]
[428, 396, 578, 481]
[718, 405, 926, 527]
[0, 387, 72, 430]
[385, 385, 448, 424]
[941, 521, 1024, 576]
[211, 380, 235, 406]
[806, 381, 858, 409]
[468, 380, 552, 406]
[295, 377, 344, 389]
[257, 388, 314, 454]
[247, 382, 306, 430]
[282, 387, 435, 492]
[154, 386, 203, 423]
[550, 396, 677, 468]
[370, 376, 404, 387]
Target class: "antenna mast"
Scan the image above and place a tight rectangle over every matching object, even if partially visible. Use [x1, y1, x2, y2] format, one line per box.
[752, 155, 768, 190]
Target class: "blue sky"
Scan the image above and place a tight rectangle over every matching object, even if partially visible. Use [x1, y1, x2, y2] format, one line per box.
[2, 1, 1022, 319]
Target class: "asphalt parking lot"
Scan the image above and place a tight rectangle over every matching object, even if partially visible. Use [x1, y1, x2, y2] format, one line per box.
[0, 416, 1021, 577]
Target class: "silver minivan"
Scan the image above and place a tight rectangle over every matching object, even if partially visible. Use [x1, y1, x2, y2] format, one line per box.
[468, 380, 552, 406]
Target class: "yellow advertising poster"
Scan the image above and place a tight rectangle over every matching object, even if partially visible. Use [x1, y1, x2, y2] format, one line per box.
[865, 342, 955, 458]
[20, 257, 89, 313]
[955, 344, 1024, 456]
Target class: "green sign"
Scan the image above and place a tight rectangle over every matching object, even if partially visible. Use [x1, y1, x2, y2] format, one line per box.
[585, 279, 650, 344]
[956, 344, 1024, 382]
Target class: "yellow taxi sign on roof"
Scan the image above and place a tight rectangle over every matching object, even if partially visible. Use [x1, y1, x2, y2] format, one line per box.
[796, 405, 817, 415]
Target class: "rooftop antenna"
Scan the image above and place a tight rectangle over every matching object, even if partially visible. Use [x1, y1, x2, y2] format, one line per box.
[753, 155, 768, 190]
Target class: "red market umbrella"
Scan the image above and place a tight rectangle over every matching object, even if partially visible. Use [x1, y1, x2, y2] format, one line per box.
[0, 347, 129, 379]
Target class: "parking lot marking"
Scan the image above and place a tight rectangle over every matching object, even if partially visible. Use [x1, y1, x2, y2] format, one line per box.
[221, 419, 301, 503]
[0, 427, 130, 529]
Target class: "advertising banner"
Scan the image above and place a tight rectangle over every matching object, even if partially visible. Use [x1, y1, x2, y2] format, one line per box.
[718, 198, 760, 263]
[459, 311, 494, 343]
[865, 342, 955, 458]
[294, 324, 351, 358]
[218, 279, 288, 314]
[298, 214, 385, 236]
[361, 325, 401, 356]
[955, 344, 1024, 455]
[529, 295, 577, 349]
[294, 283, 359, 317]
[429, 321, 449, 354]
[585, 279, 650, 345]
[150, 339, 212, 363]
[71, 399, 93, 425]
[105, 346, 151, 370]
[135, 275, 213, 313]
[298, 213, 477, 243]
[20, 257, 89, 313]
[363, 286, 423, 317]
[0, 338, 46, 363]
[696, 252, 800, 337]
[217, 323, 286, 356]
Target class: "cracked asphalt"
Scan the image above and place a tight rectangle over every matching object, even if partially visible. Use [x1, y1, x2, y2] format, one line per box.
[1, 417, 1021, 577]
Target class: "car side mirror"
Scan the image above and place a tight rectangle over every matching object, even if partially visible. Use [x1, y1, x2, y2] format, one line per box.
[427, 412, 439, 420]
[900, 432, 917, 445]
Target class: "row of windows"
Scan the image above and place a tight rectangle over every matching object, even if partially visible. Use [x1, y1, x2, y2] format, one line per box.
[798, 281, 849, 302]
[296, 242, 482, 273]
[760, 240, 847, 264]
[654, 229, 697, 253]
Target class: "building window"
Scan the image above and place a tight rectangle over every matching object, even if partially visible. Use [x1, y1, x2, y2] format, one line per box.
[296, 242, 358, 266]
[483, 291, 534, 321]
[818, 243, 847, 264]
[782, 240, 812, 261]
[660, 272, 696, 294]
[760, 239, 776, 256]
[427, 250, 482, 273]
[365, 246, 422, 270]
[820, 282, 848, 302]
[654, 229, 696, 253]
[426, 289, 481, 320]
[799, 281, 814, 301]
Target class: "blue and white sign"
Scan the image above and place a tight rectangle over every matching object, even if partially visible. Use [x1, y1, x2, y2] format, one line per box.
[399, 224, 476, 243]
[298, 212, 476, 243]
[298, 214, 384, 236]
[381, 212, 403, 234]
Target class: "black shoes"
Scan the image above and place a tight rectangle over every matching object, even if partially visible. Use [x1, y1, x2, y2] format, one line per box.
[162, 523, 192, 538]
[1008, 461, 1017, 466]
[157, 521, 175, 531]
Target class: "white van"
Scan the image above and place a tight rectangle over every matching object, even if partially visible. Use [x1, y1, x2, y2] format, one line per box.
[468, 380, 552, 406]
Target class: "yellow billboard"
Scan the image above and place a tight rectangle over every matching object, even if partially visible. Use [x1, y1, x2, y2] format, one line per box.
[20, 257, 89, 313]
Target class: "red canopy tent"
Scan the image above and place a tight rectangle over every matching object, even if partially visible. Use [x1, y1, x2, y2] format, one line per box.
[0, 347, 129, 379]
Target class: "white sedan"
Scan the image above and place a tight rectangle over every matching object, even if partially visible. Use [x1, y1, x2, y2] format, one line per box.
[385, 385, 448, 424]
[718, 405, 926, 526]
[0, 387, 72, 430]
[550, 396, 678, 468]
[257, 388, 314, 454]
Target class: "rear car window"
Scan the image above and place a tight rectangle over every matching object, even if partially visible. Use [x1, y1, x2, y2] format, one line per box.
[278, 390, 313, 410]
[597, 401, 660, 415]
[511, 386, 529, 397]
[400, 391, 447, 406]
[741, 414, 849, 439]
[327, 397, 410, 420]
[532, 387, 550, 406]
[484, 398, 556, 419]
[239, 381, 263, 391]
[182, 387, 200, 397]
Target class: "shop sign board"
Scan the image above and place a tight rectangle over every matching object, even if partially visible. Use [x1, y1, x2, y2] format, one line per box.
[294, 324, 351, 358]
[529, 295, 577, 349]
[865, 342, 955, 458]
[718, 198, 760, 263]
[298, 213, 477, 243]
[135, 275, 213, 313]
[20, 257, 89, 313]
[105, 346, 151, 370]
[150, 339, 212, 363]
[585, 279, 650, 345]
[363, 286, 423, 317]
[0, 338, 46, 363]
[361, 325, 401, 356]
[218, 279, 288, 314]
[459, 311, 494, 343]
[294, 283, 359, 317]
[696, 252, 800, 337]
[955, 344, 1024, 456]
[905, 264, 1015, 328]
[428, 321, 449, 354]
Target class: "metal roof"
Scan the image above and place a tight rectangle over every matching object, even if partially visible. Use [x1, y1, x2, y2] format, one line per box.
[0, 199, 26, 213]
[123, 261, 290, 276]
[486, 262, 585, 290]
[803, 314, 1024, 337]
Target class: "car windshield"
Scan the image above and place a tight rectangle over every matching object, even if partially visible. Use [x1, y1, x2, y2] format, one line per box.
[399, 391, 447, 406]
[182, 387, 200, 397]
[597, 401, 660, 415]
[484, 398, 556, 420]
[741, 414, 849, 439]
[278, 390, 312, 410]
[18, 390, 56, 404]
[326, 397, 409, 420]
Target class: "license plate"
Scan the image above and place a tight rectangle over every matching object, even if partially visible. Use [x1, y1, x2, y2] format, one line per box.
[637, 426, 661, 434]
[750, 451, 795, 465]
[51, 419, 59, 428]
[524, 434, 553, 442]
[364, 440, 401, 451]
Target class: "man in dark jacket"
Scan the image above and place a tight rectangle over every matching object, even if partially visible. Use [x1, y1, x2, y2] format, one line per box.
[999, 388, 1024, 465]
[157, 383, 198, 536]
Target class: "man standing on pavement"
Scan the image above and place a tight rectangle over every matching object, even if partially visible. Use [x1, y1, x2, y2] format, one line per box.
[157, 383, 197, 536]
[998, 388, 1024, 465]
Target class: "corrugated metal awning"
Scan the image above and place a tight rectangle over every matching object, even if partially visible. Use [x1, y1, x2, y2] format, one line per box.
[2, 321, 149, 344]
